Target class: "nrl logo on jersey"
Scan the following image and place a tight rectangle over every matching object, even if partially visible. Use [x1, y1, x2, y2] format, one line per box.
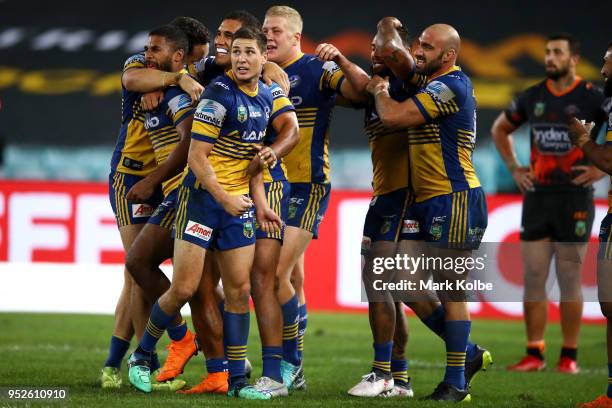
[237, 105, 247, 123]
[534, 102, 545, 117]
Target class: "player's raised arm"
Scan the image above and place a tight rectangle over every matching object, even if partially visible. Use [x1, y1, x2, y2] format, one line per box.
[315, 42, 370, 104]
[366, 75, 426, 128]
[373, 17, 415, 81]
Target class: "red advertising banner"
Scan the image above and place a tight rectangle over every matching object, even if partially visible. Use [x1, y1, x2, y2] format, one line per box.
[0, 180, 607, 321]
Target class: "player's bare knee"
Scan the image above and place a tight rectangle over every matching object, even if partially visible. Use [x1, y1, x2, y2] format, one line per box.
[171, 282, 199, 305]
[226, 282, 251, 307]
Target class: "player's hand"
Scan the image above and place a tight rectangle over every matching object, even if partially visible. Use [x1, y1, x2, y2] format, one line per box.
[221, 194, 253, 216]
[141, 91, 164, 111]
[178, 74, 204, 103]
[255, 145, 277, 169]
[373, 17, 404, 58]
[262, 62, 290, 95]
[256, 207, 283, 233]
[377, 16, 403, 31]
[126, 178, 156, 203]
[315, 43, 343, 63]
[511, 166, 535, 193]
[366, 75, 390, 96]
[571, 165, 606, 187]
[568, 117, 594, 148]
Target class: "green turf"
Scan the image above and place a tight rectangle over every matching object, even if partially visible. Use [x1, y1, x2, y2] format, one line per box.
[0, 312, 607, 407]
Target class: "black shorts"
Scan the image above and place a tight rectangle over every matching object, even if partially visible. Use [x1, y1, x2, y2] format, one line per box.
[520, 190, 594, 242]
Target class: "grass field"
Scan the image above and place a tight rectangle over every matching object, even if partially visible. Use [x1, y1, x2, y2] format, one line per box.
[0, 312, 607, 407]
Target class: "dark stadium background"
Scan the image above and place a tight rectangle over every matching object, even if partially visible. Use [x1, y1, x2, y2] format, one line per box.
[0, 0, 609, 149]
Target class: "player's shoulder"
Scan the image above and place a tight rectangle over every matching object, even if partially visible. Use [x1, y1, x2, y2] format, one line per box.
[207, 74, 235, 94]
[423, 69, 468, 102]
[123, 52, 145, 69]
[301, 53, 339, 74]
[261, 81, 287, 100]
[519, 79, 547, 96]
[164, 86, 192, 111]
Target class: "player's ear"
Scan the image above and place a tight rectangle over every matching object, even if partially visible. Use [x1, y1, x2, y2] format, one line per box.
[293, 31, 301, 47]
[175, 48, 185, 64]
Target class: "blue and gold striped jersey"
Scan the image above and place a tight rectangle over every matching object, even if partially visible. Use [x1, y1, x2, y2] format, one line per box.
[365, 75, 419, 195]
[190, 72, 294, 195]
[111, 53, 157, 176]
[409, 66, 480, 202]
[268, 53, 345, 184]
[143, 86, 194, 196]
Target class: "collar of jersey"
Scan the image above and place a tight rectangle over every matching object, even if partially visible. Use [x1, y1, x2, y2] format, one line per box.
[545, 76, 582, 97]
[226, 70, 259, 97]
[428, 65, 461, 82]
[280, 52, 304, 69]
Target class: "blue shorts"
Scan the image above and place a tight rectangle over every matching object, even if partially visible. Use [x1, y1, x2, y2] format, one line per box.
[173, 184, 255, 251]
[363, 189, 410, 244]
[108, 170, 164, 228]
[256, 180, 290, 241]
[286, 183, 331, 239]
[400, 187, 488, 249]
[599, 213, 612, 261]
[147, 188, 179, 230]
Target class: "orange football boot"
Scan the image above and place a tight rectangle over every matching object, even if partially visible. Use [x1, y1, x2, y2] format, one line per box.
[177, 372, 229, 394]
[156, 329, 198, 382]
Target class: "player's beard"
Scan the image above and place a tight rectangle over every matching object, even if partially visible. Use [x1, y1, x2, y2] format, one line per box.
[417, 50, 444, 76]
[545, 65, 569, 80]
[159, 59, 173, 72]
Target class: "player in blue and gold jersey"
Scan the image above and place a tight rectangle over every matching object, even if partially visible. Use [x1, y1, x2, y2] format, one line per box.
[367, 24, 486, 402]
[262, 6, 369, 388]
[570, 43, 612, 408]
[128, 28, 291, 400]
[121, 25, 203, 391]
[101, 17, 211, 390]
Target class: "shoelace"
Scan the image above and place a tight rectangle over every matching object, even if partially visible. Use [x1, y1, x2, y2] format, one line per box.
[361, 372, 377, 383]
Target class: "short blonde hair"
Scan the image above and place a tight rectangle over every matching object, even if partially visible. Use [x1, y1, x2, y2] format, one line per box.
[265, 5, 303, 34]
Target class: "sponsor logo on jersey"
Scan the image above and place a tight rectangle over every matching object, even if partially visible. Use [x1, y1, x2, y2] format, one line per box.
[402, 219, 420, 234]
[144, 115, 159, 130]
[271, 88, 285, 98]
[249, 107, 262, 118]
[242, 130, 265, 141]
[168, 93, 193, 114]
[132, 203, 154, 218]
[195, 99, 226, 126]
[532, 123, 572, 154]
[289, 75, 301, 88]
[426, 80, 455, 103]
[184, 220, 212, 241]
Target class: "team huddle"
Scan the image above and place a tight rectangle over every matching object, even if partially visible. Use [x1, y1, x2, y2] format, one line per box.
[100, 4, 612, 405]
